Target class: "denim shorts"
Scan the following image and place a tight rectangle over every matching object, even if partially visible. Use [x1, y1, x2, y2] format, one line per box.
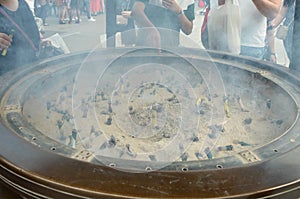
[240, 46, 265, 60]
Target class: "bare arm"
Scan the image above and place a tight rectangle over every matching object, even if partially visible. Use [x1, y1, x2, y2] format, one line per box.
[162, 0, 193, 35]
[131, 1, 155, 29]
[131, 1, 161, 48]
[266, 26, 277, 63]
[252, 0, 282, 19]
[177, 13, 193, 35]
[271, 5, 288, 28]
[266, 4, 288, 63]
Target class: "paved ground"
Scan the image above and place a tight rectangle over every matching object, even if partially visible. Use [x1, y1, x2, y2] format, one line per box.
[43, 14, 106, 52]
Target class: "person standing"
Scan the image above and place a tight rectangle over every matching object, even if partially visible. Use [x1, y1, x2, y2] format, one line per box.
[83, 0, 95, 21]
[90, 0, 99, 16]
[56, 0, 69, 24]
[207, 0, 282, 59]
[117, 0, 136, 47]
[131, 0, 195, 48]
[0, 0, 41, 74]
[34, 0, 50, 26]
[239, 0, 282, 59]
[265, 0, 295, 63]
[69, 0, 82, 23]
[99, 0, 104, 14]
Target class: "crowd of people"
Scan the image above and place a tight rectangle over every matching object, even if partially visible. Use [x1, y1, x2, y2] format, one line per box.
[33, 0, 105, 25]
[0, 0, 298, 75]
[200, 0, 295, 64]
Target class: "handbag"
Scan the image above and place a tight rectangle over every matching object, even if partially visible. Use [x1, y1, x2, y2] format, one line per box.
[207, 0, 241, 54]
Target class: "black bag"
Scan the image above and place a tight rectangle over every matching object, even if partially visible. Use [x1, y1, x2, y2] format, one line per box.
[39, 40, 64, 59]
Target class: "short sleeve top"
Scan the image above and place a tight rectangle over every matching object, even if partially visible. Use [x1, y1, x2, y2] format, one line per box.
[0, 0, 40, 74]
[135, 0, 195, 47]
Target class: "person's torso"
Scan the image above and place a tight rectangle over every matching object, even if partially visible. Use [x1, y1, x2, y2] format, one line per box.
[239, 0, 266, 47]
[138, 0, 194, 47]
[0, 0, 40, 73]
[148, 0, 193, 9]
[210, 0, 266, 47]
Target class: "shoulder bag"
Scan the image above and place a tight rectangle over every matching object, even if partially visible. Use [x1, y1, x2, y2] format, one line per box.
[207, 0, 241, 54]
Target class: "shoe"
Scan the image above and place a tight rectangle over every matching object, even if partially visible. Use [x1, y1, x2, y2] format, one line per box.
[88, 17, 96, 22]
[75, 19, 80, 24]
[43, 23, 49, 26]
[59, 20, 66, 24]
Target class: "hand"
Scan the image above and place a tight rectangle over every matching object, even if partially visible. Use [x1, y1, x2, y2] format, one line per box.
[162, 0, 182, 14]
[0, 33, 12, 51]
[122, 11, 132, 19]
[270, 53, 277, 64]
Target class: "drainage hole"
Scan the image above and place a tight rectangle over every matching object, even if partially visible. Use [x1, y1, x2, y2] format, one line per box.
[145, 167, 152, 171]
[181, 167, 188, 172]
[216, 164, 223, 169]
[109, 163, 116, 167]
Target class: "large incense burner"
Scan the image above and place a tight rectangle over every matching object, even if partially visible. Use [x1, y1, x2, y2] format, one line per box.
[0, 48, 300, 198]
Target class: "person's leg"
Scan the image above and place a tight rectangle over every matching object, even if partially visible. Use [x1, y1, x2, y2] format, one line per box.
[41, 5, 49, 26]
[100, 0, 105, 13]
[59, 4, 67, 24]
[54, 4, 57, 16]
[98, 0, 102, 14]
[75, 5, 81, 23]
[90, 0, 95, 16]
[85, 0, 92, 19]
[69, 7, 74, 23]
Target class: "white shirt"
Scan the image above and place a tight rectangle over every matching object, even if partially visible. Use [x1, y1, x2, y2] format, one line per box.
[210, 0, 266, 47]
[239, 1, 266, 47]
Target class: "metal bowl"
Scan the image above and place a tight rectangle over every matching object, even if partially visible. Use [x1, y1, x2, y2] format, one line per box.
[0, 48, 300, 198]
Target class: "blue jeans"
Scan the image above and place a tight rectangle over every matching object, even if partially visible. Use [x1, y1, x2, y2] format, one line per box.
[240, 46, 264, 60]
[83, 0, 92, 19]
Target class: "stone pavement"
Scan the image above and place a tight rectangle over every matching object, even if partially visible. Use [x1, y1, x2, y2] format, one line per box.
[43, 14, 106, 53]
